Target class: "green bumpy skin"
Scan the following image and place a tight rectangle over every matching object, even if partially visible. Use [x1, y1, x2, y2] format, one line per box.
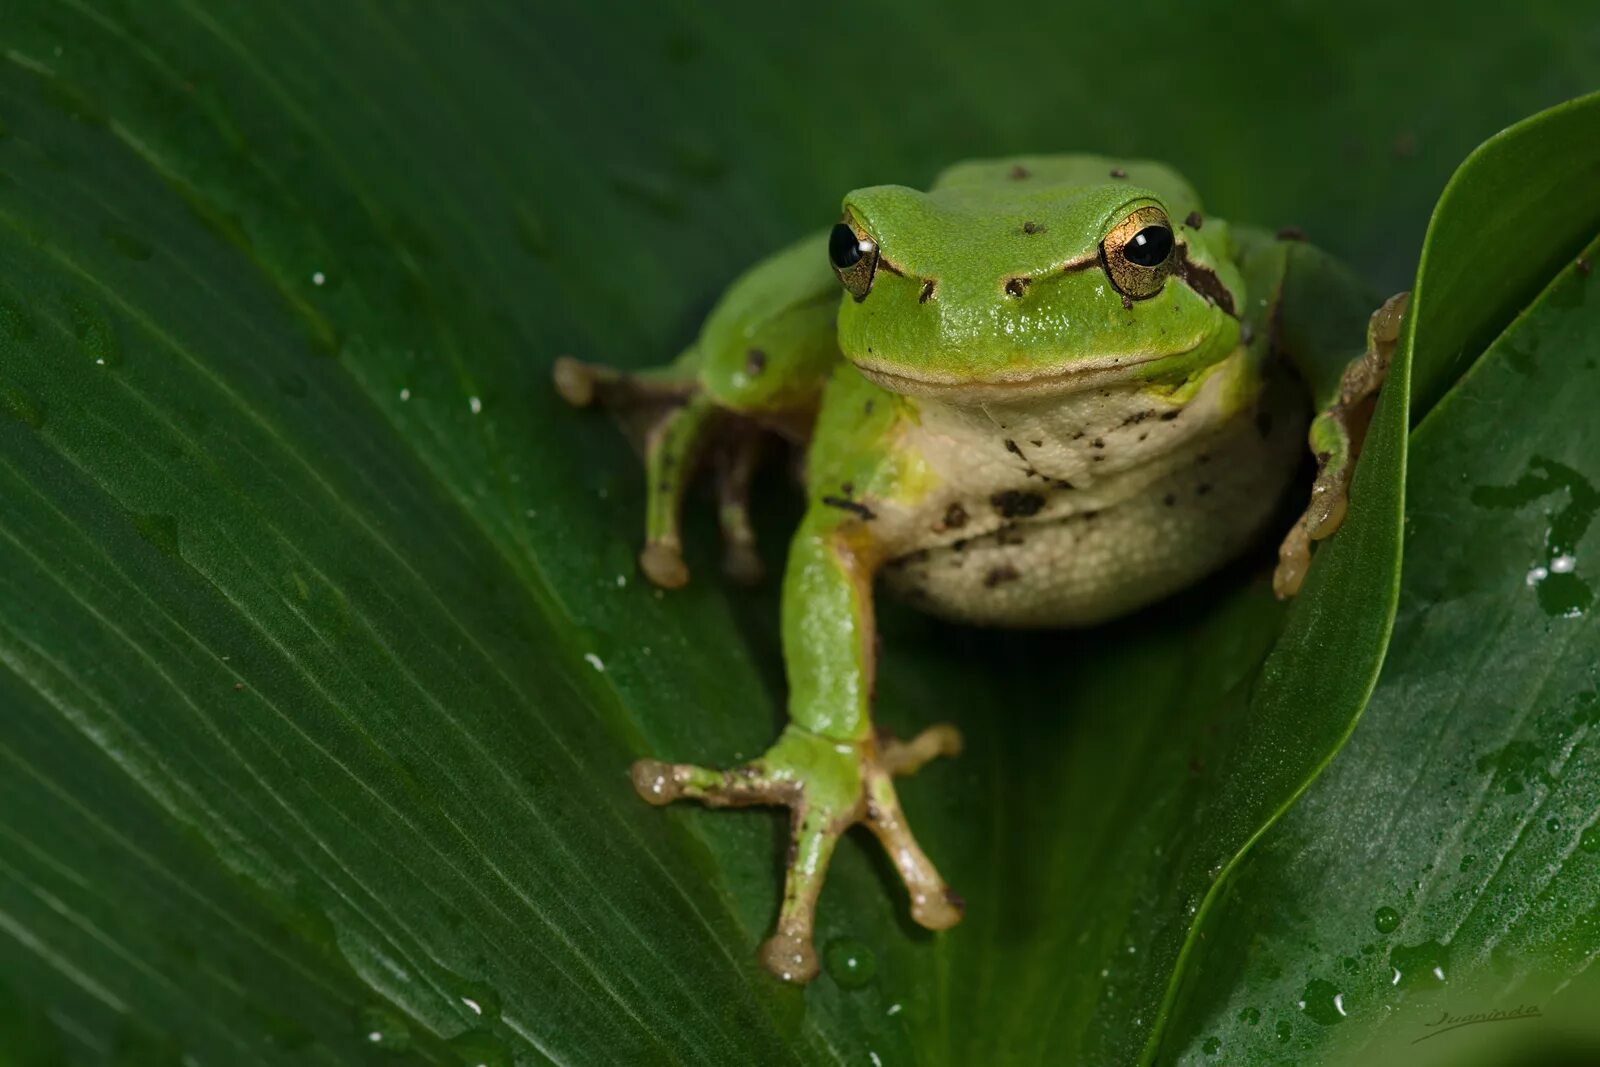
[554, 154, 1405, 983]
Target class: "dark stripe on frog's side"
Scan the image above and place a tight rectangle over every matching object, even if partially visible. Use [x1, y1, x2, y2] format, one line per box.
[1173, 244, 1237, 316]
[821, 495, 876, 520]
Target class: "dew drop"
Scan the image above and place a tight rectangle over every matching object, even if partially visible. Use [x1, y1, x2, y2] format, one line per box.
[1373, 906, 1400, 934]
[584, 652, 605, 672]
[355, 1006, 412, 1051]
[1389, 940, 1450, 989]
[65, 292, 122, 367]
[824, 938, 877, 989]
[1299, 978, 1346, 1025]
[443, 975, 501, 1022]
[469, 395, 483, 415]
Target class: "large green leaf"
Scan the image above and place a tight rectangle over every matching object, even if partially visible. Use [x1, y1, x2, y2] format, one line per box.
[0, 4, 1595, 1066]
[1159, 175, 1600, 1064]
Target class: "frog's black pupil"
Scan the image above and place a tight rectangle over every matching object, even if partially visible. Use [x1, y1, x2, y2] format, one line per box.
[1124, 225, 1173, 267]
[829, 223, 864, 269]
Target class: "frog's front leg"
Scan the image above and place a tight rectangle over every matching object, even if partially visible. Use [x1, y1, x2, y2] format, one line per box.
[632, 509, 963, 982]
[1274, 290, 1410, 597]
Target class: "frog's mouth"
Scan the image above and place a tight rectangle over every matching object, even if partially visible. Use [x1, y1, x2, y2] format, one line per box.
[850, 349, 1185, 401]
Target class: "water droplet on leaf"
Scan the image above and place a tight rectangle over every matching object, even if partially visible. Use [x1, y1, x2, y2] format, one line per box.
[355, 1006, 412, 1051]
[825, 938, 877, 989]
[1299, 978, 1347, 1025]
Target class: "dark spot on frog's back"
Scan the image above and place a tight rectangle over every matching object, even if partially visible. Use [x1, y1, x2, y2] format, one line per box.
[984, 565, 1020, 588]
[1185, 211, 1203, 229]
[919, 279, 935, 304]
[990, 490, 1044, 518]
[1008, 164, 1030, 180]
[1004, 277, 1030, 298]
[1276, 226, 1307, 242]
[745, 348, 766, 376]
[1109, 168, 1127, 179]
[943, 502, 968, 529]
[1022, 221, 1044, 235]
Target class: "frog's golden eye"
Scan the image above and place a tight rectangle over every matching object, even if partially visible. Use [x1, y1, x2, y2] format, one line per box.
[828, 220, 879, 301]
[1101, 206, 1175, 300]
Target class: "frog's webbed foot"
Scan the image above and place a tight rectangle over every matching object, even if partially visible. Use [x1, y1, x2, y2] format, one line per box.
[553, 356, 771, 590]
[1274, 292, 1410, 598]
[631, 723, 965, 983]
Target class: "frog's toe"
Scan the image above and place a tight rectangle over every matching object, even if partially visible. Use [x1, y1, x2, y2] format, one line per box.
[1274, 516, 1313, 599]
[639, 541, 691, 589]
[552, 355, 602, 407]
[629, 756, 788, 808]
[878, 723, 963, 776]
[759, 924, 819, 984]
[863, 769, 965, 930]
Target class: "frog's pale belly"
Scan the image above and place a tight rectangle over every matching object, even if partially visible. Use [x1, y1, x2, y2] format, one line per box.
[878, 361, 1307, 627]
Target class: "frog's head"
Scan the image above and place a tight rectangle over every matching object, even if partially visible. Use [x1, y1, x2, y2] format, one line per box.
[828, 156, 1244, 402]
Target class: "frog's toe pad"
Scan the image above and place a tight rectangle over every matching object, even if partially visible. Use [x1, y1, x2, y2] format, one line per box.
[759, 925, 819, 984]
[913, 887, 966, 930]
[1274, 518, 1312, 599]
[630, 758, 683, 805]
[639, 543, 690, 589]
[552, 356, 598, 407]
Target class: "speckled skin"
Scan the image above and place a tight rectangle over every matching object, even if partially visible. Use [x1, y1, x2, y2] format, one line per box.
[871, 358, 1307, 626]
[554, 154, 1399, 983]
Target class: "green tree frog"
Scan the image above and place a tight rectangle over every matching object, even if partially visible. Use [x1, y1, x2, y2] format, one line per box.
[553, 156, 1406, 983]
